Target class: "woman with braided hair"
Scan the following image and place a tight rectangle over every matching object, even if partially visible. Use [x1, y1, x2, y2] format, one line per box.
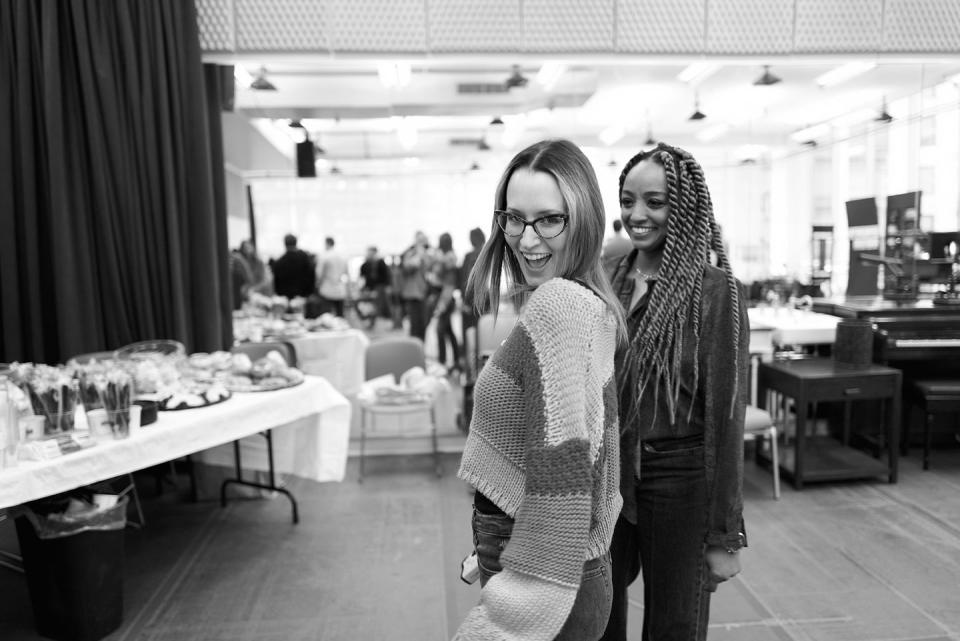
[599, 143, 749, 641]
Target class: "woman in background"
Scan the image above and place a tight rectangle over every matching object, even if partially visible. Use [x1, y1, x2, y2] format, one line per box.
[454, 139, 624, 641]
[432, 232, 461, 373]
[600, 142, 749, 641]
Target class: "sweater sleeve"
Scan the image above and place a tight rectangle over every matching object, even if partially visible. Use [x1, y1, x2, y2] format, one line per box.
[453, 280, 606, 641]
[702, 271, 749, 550]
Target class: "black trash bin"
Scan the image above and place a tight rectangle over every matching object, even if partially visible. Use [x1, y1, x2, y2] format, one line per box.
[14, 496, 127, 641]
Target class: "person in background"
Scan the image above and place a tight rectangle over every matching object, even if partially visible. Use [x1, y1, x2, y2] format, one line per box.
[399, 230, 433, 342]
[269, 234, 315, 300]
[229, 245, 253, 310]
[600, 142, 749, 641]
[316, 236, 349, 317]
[454, 139, 625, 641]
[240, 239, 271, 295]
[358, 245, 392, 328]
[459, 227, 486, 355]
[431, 232, 460, 373]
[601, 219, 634, 260]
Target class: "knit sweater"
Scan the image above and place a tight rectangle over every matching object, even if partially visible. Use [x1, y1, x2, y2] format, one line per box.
[455, 278, 622, 641]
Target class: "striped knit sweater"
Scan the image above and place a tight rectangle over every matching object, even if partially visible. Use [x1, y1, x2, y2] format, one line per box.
[455, 278, 622, 641]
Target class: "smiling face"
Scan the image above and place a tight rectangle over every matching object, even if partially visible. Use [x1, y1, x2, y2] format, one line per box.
[503, 167, 569, 287]
[620, 159, 670, 258]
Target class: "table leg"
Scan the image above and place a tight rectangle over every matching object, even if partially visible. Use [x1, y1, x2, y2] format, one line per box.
[889, 379, 900, 482]
[794, 395, 807, 490]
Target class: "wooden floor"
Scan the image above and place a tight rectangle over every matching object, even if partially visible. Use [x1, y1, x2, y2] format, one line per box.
[2, 444, 959, 641]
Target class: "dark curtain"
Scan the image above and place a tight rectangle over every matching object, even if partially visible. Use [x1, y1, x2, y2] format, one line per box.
[0, 0, 232, 364]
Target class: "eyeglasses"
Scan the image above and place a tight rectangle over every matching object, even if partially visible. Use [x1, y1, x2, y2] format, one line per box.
[495, 211, 569, 239]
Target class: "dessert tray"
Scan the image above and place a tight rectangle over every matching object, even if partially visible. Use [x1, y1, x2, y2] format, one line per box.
[221, 369, 305, 393]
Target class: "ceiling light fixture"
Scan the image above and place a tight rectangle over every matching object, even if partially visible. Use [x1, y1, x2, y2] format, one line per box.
[489, 116, 504, 126]
[677, 62, 720, 85]
[477, 138, 491, 151]
[753, 65, 781, 86]
[688, 94, 706, 121]
[875, 97, 894, 123]
[289, 119, 305, 129]
[815, 62, 875, 88]
[250, 66, 277, 91]
[504, 64, 529, 89]
[644, 128, 656, 146]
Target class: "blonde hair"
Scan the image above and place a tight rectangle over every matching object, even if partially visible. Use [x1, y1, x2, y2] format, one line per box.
[466, 139, 624, 335]
[619, 142, 741, 422]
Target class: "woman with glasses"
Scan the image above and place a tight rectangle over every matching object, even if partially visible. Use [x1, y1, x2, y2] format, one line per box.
[599, 143, 749, 641]
[454, 139, 625, 641]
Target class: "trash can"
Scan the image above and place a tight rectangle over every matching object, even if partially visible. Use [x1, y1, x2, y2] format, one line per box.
[14, 495, 128, 641]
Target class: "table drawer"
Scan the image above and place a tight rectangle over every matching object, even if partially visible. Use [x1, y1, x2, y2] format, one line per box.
[801, 375, 898, 401]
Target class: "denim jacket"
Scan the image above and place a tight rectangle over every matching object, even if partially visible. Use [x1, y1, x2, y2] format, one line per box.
[605, 251, 749, 551]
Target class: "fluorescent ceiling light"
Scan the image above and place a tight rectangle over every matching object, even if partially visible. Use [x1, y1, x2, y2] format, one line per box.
[790, 123, 830, 142]
[536, 63, 567, 90]
[815, 62, 875, 88]
[677, 63, 720, 85]
[733, 144, 768, 162]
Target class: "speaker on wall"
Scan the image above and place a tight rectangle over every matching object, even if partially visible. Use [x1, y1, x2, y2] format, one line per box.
[296, 140, 317, 177]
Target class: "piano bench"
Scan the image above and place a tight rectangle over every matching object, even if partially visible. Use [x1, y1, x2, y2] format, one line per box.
[907, 379, 960, 470]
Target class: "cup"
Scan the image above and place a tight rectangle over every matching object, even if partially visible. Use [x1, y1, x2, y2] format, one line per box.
[89, 405, 141, 440]
[20, 415, 45, 442]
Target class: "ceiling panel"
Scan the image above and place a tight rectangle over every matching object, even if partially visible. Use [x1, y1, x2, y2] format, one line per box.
[705, 0, 795, 55]
[794, 0, 884, 54]
[616, 0, 707, 54]
[427, 0, 522, 52]
[522, 0, 615, 52]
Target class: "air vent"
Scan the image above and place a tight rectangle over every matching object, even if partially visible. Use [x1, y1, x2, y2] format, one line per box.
[457, 83, 509, 95]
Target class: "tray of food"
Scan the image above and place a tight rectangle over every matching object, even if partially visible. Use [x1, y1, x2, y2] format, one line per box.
[218, 351, 305, 393]
[149, 380, 232, 411]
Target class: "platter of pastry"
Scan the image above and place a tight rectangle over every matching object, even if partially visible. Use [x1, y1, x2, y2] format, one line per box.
[216, 350, 305, 393]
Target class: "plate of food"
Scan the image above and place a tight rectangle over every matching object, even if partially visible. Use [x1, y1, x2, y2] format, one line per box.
[152, 380, 233, 411]
[219, 351, 306, 392]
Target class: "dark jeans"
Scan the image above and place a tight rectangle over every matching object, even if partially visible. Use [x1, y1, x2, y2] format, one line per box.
[601, 436, 710, 641]
[404, 298, 427, 342]
[435, 303, 460, 368]
[472, 507, 612, 641]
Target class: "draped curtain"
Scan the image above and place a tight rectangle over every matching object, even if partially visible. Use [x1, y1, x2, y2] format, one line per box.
[0, 0, 231, 364]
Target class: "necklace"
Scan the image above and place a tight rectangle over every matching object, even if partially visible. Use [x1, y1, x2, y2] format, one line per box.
[634, 266, 659, 282]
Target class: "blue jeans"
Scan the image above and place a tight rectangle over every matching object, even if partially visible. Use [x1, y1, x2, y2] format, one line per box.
[601, 436, 711, 641]
[472, 507, 613, 641]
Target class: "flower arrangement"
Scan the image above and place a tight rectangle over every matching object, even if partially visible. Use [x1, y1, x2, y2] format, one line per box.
[8, 363, 78, 435]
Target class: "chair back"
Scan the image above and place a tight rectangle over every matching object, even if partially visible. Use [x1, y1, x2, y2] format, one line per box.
[365, 336, 426, 381]
[474, 311, 519, 371]
[231, 341, 297, 367]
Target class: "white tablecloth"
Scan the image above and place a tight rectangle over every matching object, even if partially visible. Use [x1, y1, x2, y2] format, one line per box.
[748, 307, 840, 347]
[287, 329, 369, 395]
[0, 376, 351, 510]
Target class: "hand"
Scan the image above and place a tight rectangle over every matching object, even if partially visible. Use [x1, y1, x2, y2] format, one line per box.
[704, 546, 741, 592]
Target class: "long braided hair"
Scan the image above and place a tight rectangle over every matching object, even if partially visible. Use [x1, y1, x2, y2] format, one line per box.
[619, 142, 741, 424]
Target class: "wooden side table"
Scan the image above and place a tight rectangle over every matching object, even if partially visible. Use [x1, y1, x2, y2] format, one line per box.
[757, 358, 901, 489]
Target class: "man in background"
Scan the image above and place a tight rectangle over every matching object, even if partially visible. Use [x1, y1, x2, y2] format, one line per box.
[316, 236, 349, 316]
[269, 234, 315, 300]
[358, 245, 392, 328]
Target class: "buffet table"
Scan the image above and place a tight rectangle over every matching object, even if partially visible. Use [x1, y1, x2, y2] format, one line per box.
[0, 375, 351, 511]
